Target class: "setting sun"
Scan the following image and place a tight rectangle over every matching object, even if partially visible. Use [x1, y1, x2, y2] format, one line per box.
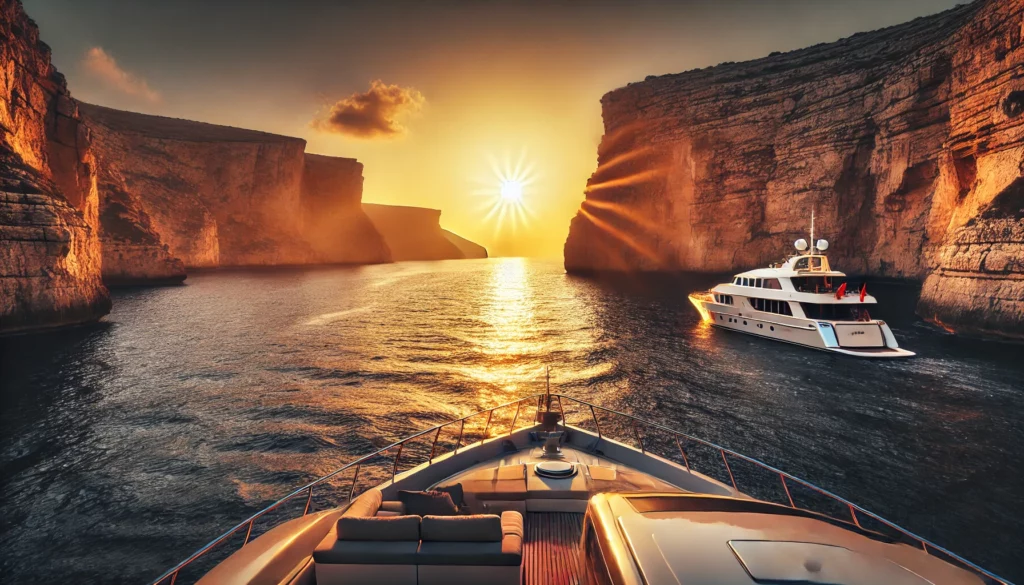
[472, 149, 536, 236]
[500, 179, 524, 203]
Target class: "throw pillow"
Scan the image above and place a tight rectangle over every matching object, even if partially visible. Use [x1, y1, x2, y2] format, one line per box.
[397, 490, 458, 516]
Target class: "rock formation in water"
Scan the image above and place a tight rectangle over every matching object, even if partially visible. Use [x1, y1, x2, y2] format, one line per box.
[79, 103, 393, 276]
[301, 154, 390, 264]
[363, 203, 487, 261]
[564, 0, 1024, 340]
[0, 0, 110, 333]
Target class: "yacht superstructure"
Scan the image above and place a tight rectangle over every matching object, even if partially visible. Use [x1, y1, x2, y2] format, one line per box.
[150, 392, 1007, 585]
[689, 216, 914, 358]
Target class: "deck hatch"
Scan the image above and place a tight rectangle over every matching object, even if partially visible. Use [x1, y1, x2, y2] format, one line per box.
[728, 540, 931, 585]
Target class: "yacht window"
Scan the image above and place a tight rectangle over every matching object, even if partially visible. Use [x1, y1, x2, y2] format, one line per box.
[764, 278, 782, 290]
[793, 277, 835, 293]
[800, 303, 870, 321]
[734, 277, 740, 285]
[751, 298, 793, 316]
[756, 278, 762, 288]
[582, 517, 613, 585]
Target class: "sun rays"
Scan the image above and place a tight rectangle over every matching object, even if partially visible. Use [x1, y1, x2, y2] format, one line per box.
[472, 148, 536, 234]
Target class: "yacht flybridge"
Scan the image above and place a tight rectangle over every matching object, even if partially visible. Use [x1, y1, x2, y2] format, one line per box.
[151, 392, 1008, 585]
[689, 217, 914, 358]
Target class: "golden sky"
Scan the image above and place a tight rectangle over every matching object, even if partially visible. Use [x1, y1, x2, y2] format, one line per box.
[27, 0, 962, 257]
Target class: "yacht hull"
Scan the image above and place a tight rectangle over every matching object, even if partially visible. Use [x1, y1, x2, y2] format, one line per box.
[691, 295, 914, 358]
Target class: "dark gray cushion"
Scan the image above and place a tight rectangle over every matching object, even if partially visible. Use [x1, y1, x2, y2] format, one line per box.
[314, 540, 419, 564]
[416, 539, 522, 566]
[432, 483, 465, 507]
[398, 490, 458, 516]
[420, 514, 502, 542]
[378, 501, 406, 514]
[337, 515, 420, 541]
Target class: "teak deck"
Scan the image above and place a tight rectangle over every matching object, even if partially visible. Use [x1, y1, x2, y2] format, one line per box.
[524, 512, 584, 585]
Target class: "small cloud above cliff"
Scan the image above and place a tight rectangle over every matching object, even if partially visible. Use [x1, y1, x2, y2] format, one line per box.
[313, 80, 425, 139]
[82, 47, 161, 103]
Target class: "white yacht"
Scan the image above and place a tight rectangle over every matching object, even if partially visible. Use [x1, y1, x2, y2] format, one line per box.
[689, 219, 914, 358]
[150, 391, 1007, 585]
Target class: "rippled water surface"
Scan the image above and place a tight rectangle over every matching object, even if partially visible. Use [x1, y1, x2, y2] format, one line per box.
[1, 258, 1022, 583]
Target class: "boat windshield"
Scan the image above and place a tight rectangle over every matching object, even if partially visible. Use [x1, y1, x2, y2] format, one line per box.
[793, 256, 826, 271]
[801, 303, 871, 321]
[792, 276, 839, 293]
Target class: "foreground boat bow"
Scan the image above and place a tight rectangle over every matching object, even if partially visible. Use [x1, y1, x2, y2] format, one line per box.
[152, 393, 1007, 585]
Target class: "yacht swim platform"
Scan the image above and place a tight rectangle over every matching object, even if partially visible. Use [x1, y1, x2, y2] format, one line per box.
[152, 393, 1009, 585]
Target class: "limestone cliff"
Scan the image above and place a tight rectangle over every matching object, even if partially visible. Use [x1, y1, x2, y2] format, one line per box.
[301, 154, 390, 264]
[442, 229, 488, 260]
[564, 0, 1024, 339]
[0, 0, 110, 333]
[80, 104, 392, 276]
[363, 204, 487, 261]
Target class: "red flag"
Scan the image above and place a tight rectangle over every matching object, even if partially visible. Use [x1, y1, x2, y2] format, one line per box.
[835, 282, 847, 300]
[860, 283, 867, 302]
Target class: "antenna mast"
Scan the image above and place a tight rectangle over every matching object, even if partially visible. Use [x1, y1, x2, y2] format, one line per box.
[810, 207, 816, 256]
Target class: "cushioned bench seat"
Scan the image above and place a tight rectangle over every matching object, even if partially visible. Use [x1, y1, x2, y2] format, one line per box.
[417, 513, 523, 566]
[313, 495, 523, 585]
[315, 540, 420, 564]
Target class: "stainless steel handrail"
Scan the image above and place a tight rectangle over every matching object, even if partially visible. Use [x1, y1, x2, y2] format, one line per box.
[557, 395, 1011, 585]
[150, 394, 547, 585]
[151, 392, 1012, 585]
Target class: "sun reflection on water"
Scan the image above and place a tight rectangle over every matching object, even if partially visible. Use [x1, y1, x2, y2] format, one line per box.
[459, 257, 548, 395]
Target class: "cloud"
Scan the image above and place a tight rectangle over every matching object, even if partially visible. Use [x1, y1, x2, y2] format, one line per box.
[314, 80, 425, 139]
[82, 47, 161, 103]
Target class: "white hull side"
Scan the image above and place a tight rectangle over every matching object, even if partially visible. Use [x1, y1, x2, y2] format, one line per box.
[695, 299, 914, 358]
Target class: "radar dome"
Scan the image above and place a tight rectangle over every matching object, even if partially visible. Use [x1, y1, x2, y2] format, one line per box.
[816, 239, 829, 251]
[794, 239, 808, 251]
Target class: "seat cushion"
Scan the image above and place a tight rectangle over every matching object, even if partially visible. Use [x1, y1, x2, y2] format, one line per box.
[337, 515, 420, 541]
[398, 490, 459, 516]
[379, 501, 406, 514]
[500, 511, 523, 539]
[417, 539, 522, 566]
[343, 488, 383, 518]
[314, 539, 420, 564]
[421, 514, 502, 542]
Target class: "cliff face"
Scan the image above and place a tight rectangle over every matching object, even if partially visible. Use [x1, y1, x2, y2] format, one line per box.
[363, 203, 487, 261]
[301, 154, 390, 264]
[80, 104, 392, 277]
[0, 0, 110, 333]
[81, 103, 312, 269]
[442, 229, 488, 260]
[564, 0, 1024, 339]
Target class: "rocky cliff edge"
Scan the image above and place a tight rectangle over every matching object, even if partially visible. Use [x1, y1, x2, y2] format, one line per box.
[1, 0, 110, 333]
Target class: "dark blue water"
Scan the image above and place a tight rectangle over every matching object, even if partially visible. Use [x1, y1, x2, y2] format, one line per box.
[1, 258, 1022, 583]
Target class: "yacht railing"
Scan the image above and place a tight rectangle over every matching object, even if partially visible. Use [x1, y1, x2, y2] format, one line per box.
[151, 392, 1012, 585]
